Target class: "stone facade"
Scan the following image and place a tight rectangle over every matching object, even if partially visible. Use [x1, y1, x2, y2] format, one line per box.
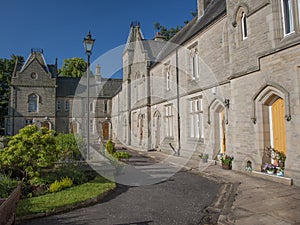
[111, 0, 300, 185]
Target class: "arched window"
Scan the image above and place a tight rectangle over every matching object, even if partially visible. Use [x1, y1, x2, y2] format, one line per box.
[241, 12, 248, 39]
[28, 94, 38, 112]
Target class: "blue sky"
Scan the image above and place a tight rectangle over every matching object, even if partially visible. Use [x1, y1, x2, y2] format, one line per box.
[0, 0, 196, 72]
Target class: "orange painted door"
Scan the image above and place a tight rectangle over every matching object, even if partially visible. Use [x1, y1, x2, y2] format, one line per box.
[272, 98, 286, 154]
[103, 123, 109, 140]
[221, 109, 226, 154]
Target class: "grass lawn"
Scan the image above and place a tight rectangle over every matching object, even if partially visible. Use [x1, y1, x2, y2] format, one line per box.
[17, 176, 116, 217]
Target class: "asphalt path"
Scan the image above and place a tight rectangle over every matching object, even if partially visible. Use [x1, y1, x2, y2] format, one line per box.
[20, 151, 221, 225]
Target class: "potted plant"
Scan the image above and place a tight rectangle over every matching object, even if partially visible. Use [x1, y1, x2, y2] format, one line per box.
[262, 163, 276, 175]
[221, 155, 234, 170]
[199, 153, 209, 163]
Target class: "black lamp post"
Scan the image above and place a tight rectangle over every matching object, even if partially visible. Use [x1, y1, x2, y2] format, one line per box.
[83, 31, 95, 161]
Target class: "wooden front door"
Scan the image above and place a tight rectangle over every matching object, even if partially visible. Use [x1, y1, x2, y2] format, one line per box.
[103, 123, 109, 140]
[41, 121, 50, 129]
[221, 109, 226, 154]
[272, 98, 286, 154]
[71, 122, 77, 134]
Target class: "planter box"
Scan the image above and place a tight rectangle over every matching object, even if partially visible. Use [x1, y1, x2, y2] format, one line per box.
[222, 163, 232, 170]
[250, 171, 293, 186]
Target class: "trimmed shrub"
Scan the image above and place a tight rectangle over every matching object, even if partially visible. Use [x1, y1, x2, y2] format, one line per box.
[106, 140, 115, 155]
[113, 151, 131, 159]
[60, 177, 73, 189]
[49, 180, 62, 193]
[49, 177, 73, 193]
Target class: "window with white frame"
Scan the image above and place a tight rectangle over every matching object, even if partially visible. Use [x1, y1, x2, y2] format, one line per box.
[241, 12, 248, 39]
[28, 94, 38, 112]
[65, 100, 70, 112]
[57, 100, 61, 111]
[165, 105, 173, 137]
[281, 0, 295, 35]
[191, 48, 199, 80]
[190, 97, 204, 139]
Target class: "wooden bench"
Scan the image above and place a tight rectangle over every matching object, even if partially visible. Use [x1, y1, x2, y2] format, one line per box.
[0, 183, 22, 225]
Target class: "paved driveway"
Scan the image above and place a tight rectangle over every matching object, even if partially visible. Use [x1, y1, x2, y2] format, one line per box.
[20, 151, 221, 225]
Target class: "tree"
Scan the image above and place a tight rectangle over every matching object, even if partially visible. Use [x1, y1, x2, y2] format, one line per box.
[0, 55, 24, 128]
[58, 57, 87, 77]
[0, 125, 59, 180]
[153, 22, 182, 40]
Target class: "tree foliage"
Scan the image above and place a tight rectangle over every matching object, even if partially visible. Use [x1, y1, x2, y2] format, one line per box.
[154, 22, 182, 40]
[0, 55, 24, 127]
[58, 57, 87, 77]
[0, 125, 58, 180]
[55, 133, 85, 160]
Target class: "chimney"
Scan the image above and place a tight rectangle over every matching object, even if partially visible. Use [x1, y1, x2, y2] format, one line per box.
[154, 32, 166, 42]
[95, 64, 101, 83]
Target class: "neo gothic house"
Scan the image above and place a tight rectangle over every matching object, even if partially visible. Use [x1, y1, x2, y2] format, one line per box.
[6, 49, 122, 142]
[111, 0, 300, 186]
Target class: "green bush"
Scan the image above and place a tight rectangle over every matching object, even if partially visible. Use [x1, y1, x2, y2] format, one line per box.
[49, 180, 62, 193]
[60, 177, 73, 189]
[0, 125, 58, 181]
[55, 133, 85, 161]
[0, 174, 19, 198]
[56, 164, 89, 185]
[113, 151, 131, 159]
[105, 140, 115, 155]
[49, 177, 73, 193]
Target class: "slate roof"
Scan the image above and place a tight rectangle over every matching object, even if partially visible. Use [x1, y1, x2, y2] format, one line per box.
[56, 77, 122, 98]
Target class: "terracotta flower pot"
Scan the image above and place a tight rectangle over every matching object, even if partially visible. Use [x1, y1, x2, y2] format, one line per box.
[222, 163, 232, 170]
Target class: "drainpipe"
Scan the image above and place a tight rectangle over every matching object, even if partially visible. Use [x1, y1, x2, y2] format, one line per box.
[176, 48, 181, 156]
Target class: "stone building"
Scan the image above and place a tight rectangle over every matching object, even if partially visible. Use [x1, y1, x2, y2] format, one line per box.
[6, 49, 122, 142]
[111, 0, 300, 185]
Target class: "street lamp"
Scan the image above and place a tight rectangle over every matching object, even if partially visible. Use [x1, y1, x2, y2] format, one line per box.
[83, 31, 95, 161]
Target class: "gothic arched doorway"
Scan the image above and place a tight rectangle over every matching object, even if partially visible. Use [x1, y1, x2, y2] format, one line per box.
[262, 96, 287, 164]
[70, 122, 78, 134]
[214, 106, 226, 155]
[41, 121, 50, 130]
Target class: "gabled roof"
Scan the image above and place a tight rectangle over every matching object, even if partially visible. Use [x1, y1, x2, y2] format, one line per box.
[20, 49, 49, 73]
[124, 22, 145, 53]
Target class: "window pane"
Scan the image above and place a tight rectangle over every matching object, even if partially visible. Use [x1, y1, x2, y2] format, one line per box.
[29, 94, 38, 112]
[282, 0, 295, 34]
[242, 12, 248, 39]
